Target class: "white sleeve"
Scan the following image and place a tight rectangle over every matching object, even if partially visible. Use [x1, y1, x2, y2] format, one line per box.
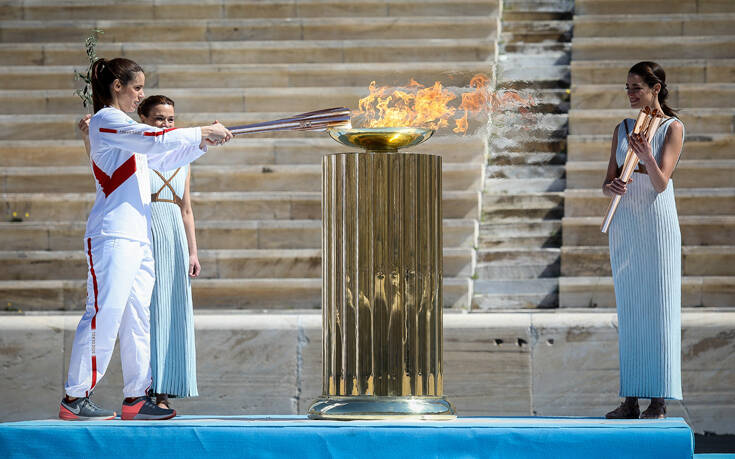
[91, 108, 206, 168]
[147, 142, 207, 171]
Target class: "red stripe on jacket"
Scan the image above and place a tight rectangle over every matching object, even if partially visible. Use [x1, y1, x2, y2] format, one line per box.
[87, 238, 100, 393]
[98, 127, 177, 136]
[92, 155, 137, 197]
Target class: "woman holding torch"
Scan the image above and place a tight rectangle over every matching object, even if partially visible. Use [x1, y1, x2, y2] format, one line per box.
[60, 57, 232, 421]
[79, 95, 202, 412]
[602, 61, 685, 419]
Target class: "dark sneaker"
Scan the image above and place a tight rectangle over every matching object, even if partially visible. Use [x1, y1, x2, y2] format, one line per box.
[121, 396, 176, 420]
[59, 397, 116, 421]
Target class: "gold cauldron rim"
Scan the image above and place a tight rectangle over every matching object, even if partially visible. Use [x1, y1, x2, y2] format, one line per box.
[327, 127, 434, 151]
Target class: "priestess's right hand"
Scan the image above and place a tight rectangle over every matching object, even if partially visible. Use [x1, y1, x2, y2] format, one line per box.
[605, 177, 632, 196]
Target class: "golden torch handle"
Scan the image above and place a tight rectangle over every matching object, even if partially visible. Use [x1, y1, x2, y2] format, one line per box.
[601, 107, 662, 233]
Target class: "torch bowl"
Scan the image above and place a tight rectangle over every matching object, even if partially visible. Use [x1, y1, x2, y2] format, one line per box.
[327, 127, 434, 152]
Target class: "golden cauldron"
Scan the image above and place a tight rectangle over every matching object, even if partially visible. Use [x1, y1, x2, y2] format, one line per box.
[307, 127, 456, 420]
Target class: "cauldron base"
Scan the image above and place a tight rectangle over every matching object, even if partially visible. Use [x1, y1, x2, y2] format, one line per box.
[307, 395, 456, 420]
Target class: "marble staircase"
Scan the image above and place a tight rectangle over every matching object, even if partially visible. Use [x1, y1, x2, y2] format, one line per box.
[562, 0, 735, 308]
[0, 0, 502, 311]
[473, 0, 572, 309]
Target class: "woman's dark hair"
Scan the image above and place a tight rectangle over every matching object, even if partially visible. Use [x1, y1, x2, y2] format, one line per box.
[628, 61, 677, 117]
[90, 58, 144, 113]
[137, 95, 176, 119]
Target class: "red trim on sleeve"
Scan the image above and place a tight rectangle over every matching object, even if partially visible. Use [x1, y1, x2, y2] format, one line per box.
[92, 155, 137, 197]
[143, 128, 177, 137]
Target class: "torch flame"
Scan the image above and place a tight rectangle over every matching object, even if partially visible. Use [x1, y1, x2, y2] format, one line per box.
[356, 74, 535, 134]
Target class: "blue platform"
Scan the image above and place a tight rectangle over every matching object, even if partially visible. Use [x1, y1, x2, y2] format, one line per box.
[0, 415, 694, 459]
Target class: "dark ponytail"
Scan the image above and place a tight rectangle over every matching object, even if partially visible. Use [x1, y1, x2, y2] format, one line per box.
[91, 58, 144, 113]
[137, 95, 175, 119]
[628, 61, 677, 117]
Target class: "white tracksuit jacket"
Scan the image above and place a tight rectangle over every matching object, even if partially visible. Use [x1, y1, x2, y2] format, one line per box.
[65, 106, 208, 398]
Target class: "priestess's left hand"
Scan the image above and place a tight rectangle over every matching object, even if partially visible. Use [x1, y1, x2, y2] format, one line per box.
[189, 253, 201, 278]
[629, 132, 656, 166]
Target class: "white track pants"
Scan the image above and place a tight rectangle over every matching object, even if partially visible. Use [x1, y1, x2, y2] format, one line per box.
[65, 237, 155, 398]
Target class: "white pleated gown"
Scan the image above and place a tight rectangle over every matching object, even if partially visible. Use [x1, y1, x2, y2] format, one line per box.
[149, 165, 198, 398]
[608, 117, 684, 400]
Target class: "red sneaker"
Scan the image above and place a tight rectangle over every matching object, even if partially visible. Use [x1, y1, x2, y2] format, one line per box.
[121, 395, 176, 420]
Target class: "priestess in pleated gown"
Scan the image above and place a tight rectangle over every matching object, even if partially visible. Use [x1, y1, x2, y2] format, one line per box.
[608, 117, 684, 400]
[149, 165, 198, 398]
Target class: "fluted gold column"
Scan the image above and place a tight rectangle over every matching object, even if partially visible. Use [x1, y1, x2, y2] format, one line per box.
[308, 152, 455, 420]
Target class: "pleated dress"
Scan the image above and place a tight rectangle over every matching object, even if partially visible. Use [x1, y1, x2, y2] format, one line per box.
[608, 116, 684, 400]
[148, 165, 198, 398]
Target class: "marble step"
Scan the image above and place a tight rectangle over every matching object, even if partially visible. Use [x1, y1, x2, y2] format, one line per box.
[574, 0, 735, 15]
[489, 151, 566, 167]
[0, 276, 473, 310]
[0, 62, 496, 90]
[559, 276, 735, 309]
[572, 36, 735, 61]
[563, 215, 735, 247]
[485, 177, 566, 193]
[497, 65, 570, 88]
[0, 39, 497, 66]
[571, 83, 735, 110]
[489, 135, 566, 153]
[478, 220, 561, 249]
[0, 247, 475, 281]
[482, 192, 563, 220]
[0, 191, 482, 222]
[568, 108, 735, 136]
[499, 20, 572, 44]
[561, 245, 735, 277]
[563, 188, 735, 217]
[0, 136, 487, 167]
[476, 247, 560, 279]
[0, 0, 500, 21]
[0, 17, 499, 43]
[502, 41, 570, 55]
[499, 51, 570, 66]
[565, 159, 735, 189]
[0, 218, 478, 251]
[571, 59, 735, 85]
[567, 134, 735, 161]
[0, 112, 492, 140]
[472, 278, 558, 309]
[0, 163, 483, 193]
[574, 13, 735, 37]
[486, 164, 565, 180]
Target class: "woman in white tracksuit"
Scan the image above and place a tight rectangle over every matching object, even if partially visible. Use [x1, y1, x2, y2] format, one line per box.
[59, 57, 232, 421]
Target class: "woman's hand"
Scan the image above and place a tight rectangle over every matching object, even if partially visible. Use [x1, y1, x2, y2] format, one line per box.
[201, 120, 233, 146]
[604, 177, 632, 196]
[629, 132, 655, 166]
[78, 114, 91, 136]
[188, 253, 201, 278]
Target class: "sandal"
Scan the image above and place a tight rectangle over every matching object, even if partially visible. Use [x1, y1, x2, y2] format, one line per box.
[640, 399, 666, 419]
[154, 393, 171, 410]
[605, 398, 640, 419]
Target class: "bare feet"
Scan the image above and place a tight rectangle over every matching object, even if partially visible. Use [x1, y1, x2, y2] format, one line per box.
[605, 397, 640, 419]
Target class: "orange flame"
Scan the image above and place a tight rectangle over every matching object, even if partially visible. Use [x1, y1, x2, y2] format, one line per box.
[356, 74, 535, 134]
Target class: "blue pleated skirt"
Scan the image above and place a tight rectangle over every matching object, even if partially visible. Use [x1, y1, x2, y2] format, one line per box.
[149, 193, 198, 398]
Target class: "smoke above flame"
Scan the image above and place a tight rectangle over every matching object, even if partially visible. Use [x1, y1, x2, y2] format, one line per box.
[355, 74, 535, 134]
